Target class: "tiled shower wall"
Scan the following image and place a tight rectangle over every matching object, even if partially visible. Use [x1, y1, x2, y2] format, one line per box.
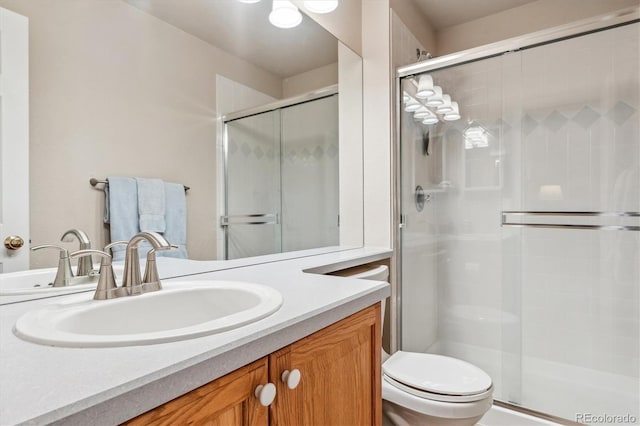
[400, 22, 639, 423]
[281, 95, 339, 252]
[218, 77, 339, 259]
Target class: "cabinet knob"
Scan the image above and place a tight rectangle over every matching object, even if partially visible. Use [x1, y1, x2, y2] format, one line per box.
[254, 383, 276, 406]
[281, 369, 301, 390]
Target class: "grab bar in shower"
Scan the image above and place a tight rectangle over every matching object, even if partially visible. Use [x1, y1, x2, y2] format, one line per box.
[220, 213, 279, 226]
[501, 211, 640, 231]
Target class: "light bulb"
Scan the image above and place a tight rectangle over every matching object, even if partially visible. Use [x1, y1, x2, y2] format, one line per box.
[443, 102, 461, 121]
[436, 95, 453, 114]
[415, 75, 435, 99]
[269, 0, 303, 29]
[422, 116, 439, 125]
[303, 0, 338, 13]
[426, 86, 444, 106]
[413, 107, 432, 119]
[404, 97, 421, 112]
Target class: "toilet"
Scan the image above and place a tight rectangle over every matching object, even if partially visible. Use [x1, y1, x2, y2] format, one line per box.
[350, 265, 493, 426]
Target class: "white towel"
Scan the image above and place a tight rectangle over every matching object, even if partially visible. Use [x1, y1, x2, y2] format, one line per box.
[106, 177, 138, 261]
[157, 181, 188, 259]
[135, 178, 166, 233]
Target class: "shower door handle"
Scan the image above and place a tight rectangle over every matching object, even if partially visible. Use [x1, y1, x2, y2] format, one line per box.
[220, 213, 279, 226]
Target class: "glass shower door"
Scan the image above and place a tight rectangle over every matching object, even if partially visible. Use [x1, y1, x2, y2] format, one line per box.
[399, 20, 639, 424]
[224, 110, 282, 259]
[281, 95, 339, 252]
[505, 22, 640, 421]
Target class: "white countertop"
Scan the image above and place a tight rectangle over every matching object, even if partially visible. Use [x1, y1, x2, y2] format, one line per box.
[0, 247, 391, 425]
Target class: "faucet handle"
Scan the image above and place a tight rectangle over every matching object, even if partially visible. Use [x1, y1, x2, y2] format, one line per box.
[104, 241, 128, 257]
[71, 249, 118, 300]
[141, 245, 176, 291]
[31, 245, 73, 287]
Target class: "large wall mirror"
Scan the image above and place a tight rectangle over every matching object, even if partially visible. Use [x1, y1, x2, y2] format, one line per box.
[0, 0, 363, 275]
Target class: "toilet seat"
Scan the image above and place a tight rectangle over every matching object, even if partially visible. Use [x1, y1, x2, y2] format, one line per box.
[383, 351, 493, 403]
[384, 374, 493, 403]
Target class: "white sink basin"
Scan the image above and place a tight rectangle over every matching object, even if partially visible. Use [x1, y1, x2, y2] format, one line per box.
[14, 280, 282, 347]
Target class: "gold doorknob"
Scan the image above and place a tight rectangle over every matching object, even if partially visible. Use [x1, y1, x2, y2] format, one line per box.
[4, 235, 25, 250]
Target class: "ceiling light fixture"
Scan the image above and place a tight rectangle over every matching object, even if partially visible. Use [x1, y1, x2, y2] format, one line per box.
[413, 106, 432, 119]
[269, 0, 303, 29]
[443, 102, 461, 121]
[303, 0, 338, 14]
[237, 0, 262, 3]
[422, 115, 439, 125]
[415, 75, 435, 99]
[436, 94, 453, 114]
[426, 86, 444, 106]
[404, 97, 421, 112]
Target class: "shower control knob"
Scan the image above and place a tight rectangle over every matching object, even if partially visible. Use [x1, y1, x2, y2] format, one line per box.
[4, 235, 25, 251]
[281, 369, 301, 390]
[254, 383, 276, 406]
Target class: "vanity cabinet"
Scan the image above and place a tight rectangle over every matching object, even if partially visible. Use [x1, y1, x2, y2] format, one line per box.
[125, 358, 269, 426]
[126, 304, 381, 426]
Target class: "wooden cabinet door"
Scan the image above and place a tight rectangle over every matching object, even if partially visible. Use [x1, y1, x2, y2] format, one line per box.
[125, 357, 269, 426]
[269, 304, 382, 426]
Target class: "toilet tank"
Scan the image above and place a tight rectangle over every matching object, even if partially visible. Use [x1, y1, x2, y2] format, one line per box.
[348, 265, 389, 282]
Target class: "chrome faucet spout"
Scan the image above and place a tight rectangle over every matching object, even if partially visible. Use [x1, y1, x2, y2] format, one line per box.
[61, 229, 94, 276]
[71, 249, 118, 300]
[31, 245, 73, 287]
[122, 232, 172, 294]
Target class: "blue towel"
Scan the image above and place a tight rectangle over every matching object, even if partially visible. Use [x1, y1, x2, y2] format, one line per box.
[157, 181, 188, 259]
[106, 177, 139, 261]
[135, 178, 166, 233]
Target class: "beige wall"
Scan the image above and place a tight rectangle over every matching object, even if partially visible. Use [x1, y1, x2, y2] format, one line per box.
[0, 0, 282, 268]
[362, 0, 392, 249]
[390, 0, 437, 55]
[294, 0, 362, 55]
[437, 0, 639, 55]
[282, 62, 338, 98]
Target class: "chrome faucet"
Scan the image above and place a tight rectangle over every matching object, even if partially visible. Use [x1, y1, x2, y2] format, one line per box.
[30, 245, 74, 287]
[122, 232, 172, 296]
[81, 232, 173, 300]
[70, 249, 118, 300]
[61, 229, 95, 276]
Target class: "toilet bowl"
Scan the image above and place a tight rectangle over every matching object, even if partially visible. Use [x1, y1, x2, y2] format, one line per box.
[350, 265, 493, 426]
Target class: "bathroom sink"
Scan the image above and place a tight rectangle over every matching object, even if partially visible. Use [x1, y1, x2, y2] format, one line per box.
[14, 280, 283, 347]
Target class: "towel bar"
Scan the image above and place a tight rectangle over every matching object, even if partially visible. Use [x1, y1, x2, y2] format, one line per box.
[501, 211, 640, 231]
[89, 178, 190, 192]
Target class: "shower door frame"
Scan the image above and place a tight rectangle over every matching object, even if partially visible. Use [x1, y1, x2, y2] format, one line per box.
[221, 85, 339, 260]
[392, 5, 639, 419]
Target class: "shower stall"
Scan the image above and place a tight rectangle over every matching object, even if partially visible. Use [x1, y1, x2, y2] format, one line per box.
[397, 12, 639, 425]
[222, 89, 339, 260]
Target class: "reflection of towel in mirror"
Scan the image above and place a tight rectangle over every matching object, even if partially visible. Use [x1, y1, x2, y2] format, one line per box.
[157, 182, 188, 259]
[104, 177, 188, 260]
[105, 176, 138, 261]
[135, 178, 166, 233]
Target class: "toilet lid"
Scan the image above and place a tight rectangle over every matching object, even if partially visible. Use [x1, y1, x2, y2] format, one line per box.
[383, 352, 492, 396]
